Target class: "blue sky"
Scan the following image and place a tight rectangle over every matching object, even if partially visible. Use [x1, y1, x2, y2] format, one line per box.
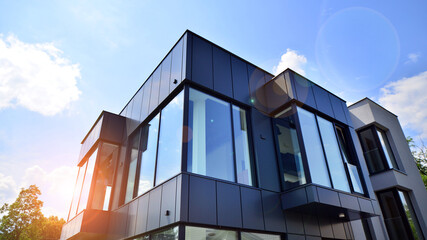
[0, 0, 426, 219]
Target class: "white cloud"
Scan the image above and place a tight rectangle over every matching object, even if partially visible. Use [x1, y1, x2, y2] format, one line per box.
[379, 71, 427, 139]
[405, 53, 420, 64]
[0, 34, 81, 116]
[272, 48, 307, 76]
[0, 173, 18, 205]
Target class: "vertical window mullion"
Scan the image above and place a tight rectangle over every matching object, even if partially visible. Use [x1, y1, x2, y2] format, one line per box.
[372, 126, 390, 169]
[229, 104, 238, 183]
[153, 111, 162, 186]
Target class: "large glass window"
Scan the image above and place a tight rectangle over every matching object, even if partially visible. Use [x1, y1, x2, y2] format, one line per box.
[317, 116, 350, 192]
[90, 143, 118, 211]
[378, 189, 424, 240]
[188, 89, 234, 182]
[274, 114, 306, 190]
[187, 88, 253, 185]
[297, 107, 331, 187]
[186, 226, 237, 240]
[359, 126, 399, 174]
[241, 232, 280, 240]
[296, 107, 364, 194]
[232, 106, 252, 185]
[68, 161, 87, 220]
[138, 114, 160, 195]
[125, 133, 140, 203]
[77, 148, 98, 214]
[155, 91, 184, 185]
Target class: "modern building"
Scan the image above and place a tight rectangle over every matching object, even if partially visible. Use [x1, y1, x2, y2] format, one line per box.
[60, 31, 427, 240]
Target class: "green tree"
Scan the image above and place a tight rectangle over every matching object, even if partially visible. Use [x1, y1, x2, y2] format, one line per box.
[407, 136, 427, 189]
[0, 185, 65, 240]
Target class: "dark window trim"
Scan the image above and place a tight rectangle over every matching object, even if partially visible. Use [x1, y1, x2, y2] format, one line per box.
[376, 188, 420, 240]
[357, 125, 400, 175]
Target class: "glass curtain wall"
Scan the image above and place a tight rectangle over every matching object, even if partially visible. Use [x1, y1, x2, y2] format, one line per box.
[274, 113, 306, 190]
[77, 148, 98, 214]
[137, 114, 160, 195]
[296, 107, 362, 193]
[297, 107, 331, 187]
[187, 88, 253, 185]
[155, 91, 184, 185]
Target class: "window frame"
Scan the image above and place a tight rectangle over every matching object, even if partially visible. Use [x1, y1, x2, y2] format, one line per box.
[285, 105, 366, 195]
[184, 85, 257, 187]
[377, 188, 424, 240]
[357, 125, 399, 175]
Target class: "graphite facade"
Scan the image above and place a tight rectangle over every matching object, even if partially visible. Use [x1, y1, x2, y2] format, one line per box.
[60, 31, 426, 240]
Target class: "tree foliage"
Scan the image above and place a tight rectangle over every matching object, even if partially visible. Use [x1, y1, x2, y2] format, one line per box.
[0, 185, 65, 240]
[407, 136, 427, 189]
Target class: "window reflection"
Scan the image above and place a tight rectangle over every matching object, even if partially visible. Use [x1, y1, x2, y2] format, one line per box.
[91, 143, 118, 210]
[125, 133, 140, 203]
[155, 91, 184, 185]
[317, 116, 350, 192]
[138, 114, 160, 195]
[297, 107, 331, 187]
[188, 88, 234, 182]
[232, 106, 252, 185]
[77, 148, 98, 214]
[186, 226, 237, 240]
[274, 114, 306, 190]
[68, 161, 87, 220]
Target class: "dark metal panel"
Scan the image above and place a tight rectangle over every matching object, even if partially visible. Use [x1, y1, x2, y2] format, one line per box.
[343, 222, 353, 240]
[306, 236, 322, 240]
[101, 112, 125, 144]
[170, 37, 183, 92]
[141, 79, 152, 122]
[192, 35, 213, 89]
[108, 205, 128, 239]
[318, 216, 334, 238]
[159, 53, 172, 104]
[331, 222, 346, 239]
[358, 198, 374, 214]
[146, 186, 162, 231]
[306, 185, 319, 203]
[262, 190, 286, 232]
[341, 101, 353, 127]
[135, 194, 149, 235]
[184, 32, 192, 81]
[251, 110, 281, 192]
[292, 73, 317, 109]
[177, 174, 189, 222]
[312, 85, 334, 117]
[303, 214, 321, 236]
[285, 211, 304, 234]
[241, 187, 264, 230]
[281, 188, 307, 209]
[181, 33, 188, 82]
[329, 94, 347, 124]
[284, 70, 296, 99]
[231, 56, 250, 105]
[264, 73, 291, 112]
[216, 182, 242, 228]
[248, 65, 268, 112]
[188, 176, 216, 225]
[338, 193, 360, 211]
[317, 187, 341, 207]
[213, 46, 233, 97]
[126, 199, 138, 237]
[287, 234, 305, 240]
[149, 67, 161, 114]
[160, 178, 177, 227]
